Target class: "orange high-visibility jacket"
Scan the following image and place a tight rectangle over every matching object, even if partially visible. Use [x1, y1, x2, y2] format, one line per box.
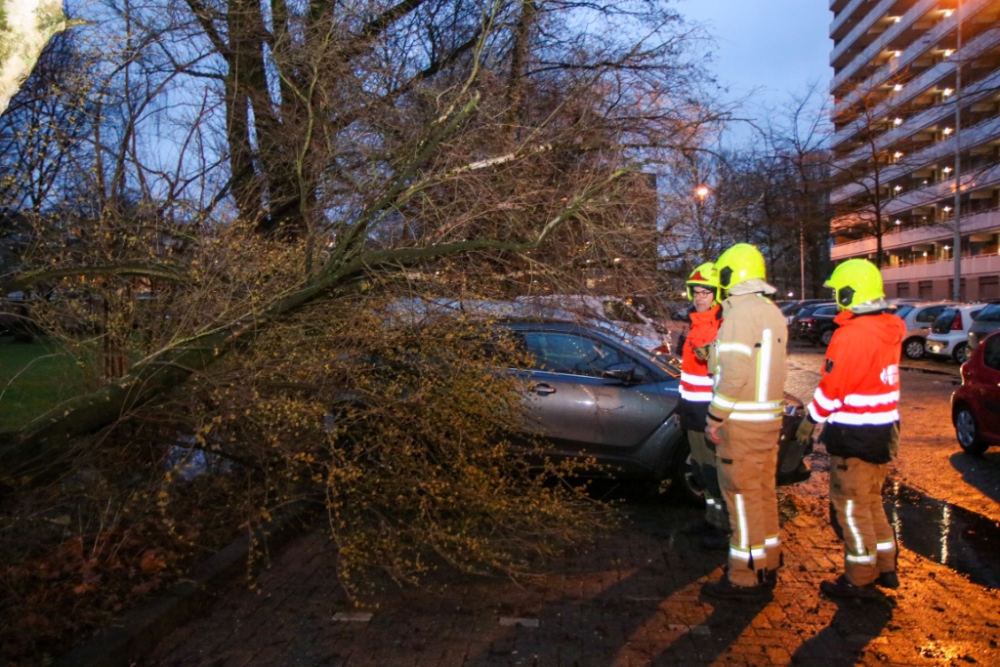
[680, 305, 722, 403]
[807, 310, 905, 462]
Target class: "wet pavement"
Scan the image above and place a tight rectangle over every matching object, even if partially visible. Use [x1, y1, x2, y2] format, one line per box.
[138, 346, 1000, 667]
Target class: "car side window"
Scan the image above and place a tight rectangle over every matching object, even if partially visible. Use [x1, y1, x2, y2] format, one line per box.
[984, 337, 1000, 371]
[523, 332, 628, 376]
[916, 306, 946, 323]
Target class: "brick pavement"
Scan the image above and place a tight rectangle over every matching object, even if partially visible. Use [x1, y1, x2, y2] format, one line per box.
[143, 490, 1000, 666]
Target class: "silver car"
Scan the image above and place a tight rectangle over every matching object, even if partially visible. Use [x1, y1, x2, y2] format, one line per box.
[968, 301, 1000, 351]
[894, 301, 956, 359]
[499, 321, 810, 501]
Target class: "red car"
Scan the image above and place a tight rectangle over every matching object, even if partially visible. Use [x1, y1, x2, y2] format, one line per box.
[952, 329, 1000, 455]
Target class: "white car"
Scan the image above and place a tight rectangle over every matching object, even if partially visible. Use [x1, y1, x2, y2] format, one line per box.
[893, 301, 956, 359]
[925, 304, 986, 364]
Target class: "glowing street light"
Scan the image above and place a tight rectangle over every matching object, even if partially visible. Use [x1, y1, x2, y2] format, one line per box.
[696, 185, 710, 199]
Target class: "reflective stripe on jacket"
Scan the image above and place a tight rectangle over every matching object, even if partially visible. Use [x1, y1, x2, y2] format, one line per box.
[708, 293, 788, 424]
[680, 305, 721, 403]
[807, 310, 905, 427]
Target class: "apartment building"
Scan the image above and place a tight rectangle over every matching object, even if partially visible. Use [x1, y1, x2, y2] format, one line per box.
[828, 0, 1000, 302]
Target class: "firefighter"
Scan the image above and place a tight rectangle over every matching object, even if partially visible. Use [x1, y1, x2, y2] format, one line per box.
[796, 259, 903, 599]
[701, 243, 788, 601]
[678, 262, 729, 549]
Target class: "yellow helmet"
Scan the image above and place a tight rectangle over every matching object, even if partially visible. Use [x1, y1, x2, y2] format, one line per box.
[685, 262, 720, 303]
[825, 259, 884, 310]
[715, 243, 766, 290]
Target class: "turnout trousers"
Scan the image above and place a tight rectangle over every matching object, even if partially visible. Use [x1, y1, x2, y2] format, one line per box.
[717, 421, 782, 587]
[829, 456, 897, 586]
[688, 429, 729, 531]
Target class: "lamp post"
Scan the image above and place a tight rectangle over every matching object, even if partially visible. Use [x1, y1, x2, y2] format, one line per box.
[952, 0, 963, 302]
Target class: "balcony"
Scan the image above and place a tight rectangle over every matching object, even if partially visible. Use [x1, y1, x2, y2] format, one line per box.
[830, 0, 870, 41]
[831, 0, 940, 85]
[833, 25, 1000, 120]
[830, 115, 1000, 205]
[831, 206, 1000, 260]
[880, 252, 1000, 282]
[831, 29, 1000, 161]
[883, 161, 1000, 216]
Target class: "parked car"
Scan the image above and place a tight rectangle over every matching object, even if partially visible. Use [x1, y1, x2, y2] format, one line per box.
[925, 305, 984, 363]
[498, 320, 810, 501]
[894, 301, 955, 359]
[781, 299, 830, 327]
[790, 302, 836, 339]
[951, 329, 1000, 455]
[968, 301, 1000, 351]
[798, 304, 840, 346]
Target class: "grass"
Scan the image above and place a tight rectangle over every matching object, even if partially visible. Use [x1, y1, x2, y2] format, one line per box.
[0, 337, 94, 434]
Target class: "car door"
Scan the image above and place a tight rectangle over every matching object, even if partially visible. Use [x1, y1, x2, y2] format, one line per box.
[977, 335, 1000, 443]
[516, 329, 674, 462]
[912, 305, 950, 339]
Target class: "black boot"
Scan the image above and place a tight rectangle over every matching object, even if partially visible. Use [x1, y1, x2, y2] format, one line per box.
[761, 568, 778, 590]
[819, 575, 879, 600]
[702, 575, 773, 601]
[875, 571, 900, 589]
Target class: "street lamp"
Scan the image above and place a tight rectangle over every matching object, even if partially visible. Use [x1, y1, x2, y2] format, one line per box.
[696, 185, 710, 199]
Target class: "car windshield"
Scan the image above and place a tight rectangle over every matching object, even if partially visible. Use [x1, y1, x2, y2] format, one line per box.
[814, 306, 838, 316]
[974, 303, 1000, 322]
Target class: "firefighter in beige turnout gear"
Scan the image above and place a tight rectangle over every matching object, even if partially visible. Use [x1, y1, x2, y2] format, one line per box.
[702, 243, 788, 601]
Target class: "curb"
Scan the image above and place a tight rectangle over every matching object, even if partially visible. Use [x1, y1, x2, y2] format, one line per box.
[53, 502, 319, 667]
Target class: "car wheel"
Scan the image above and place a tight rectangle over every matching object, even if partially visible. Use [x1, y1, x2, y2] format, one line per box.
[954, 406, 988, 455]
[903, 337, 925, 359]
[670, 438, 705, 506]
[953, 343, 971, 364]
[820, 328, 835, 346]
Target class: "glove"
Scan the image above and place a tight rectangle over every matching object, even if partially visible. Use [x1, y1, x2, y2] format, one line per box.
[693, 343, 711, 361]
[795, 417, 816, 446]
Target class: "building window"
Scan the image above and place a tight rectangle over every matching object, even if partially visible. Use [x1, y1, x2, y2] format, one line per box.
[980, 276, 1000, 300]
[896, 282, 910, 298]
[918, 280, 933, 299]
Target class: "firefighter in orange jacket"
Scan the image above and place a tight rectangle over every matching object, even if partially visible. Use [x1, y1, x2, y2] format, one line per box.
[702, 244, 788, 601]
[678, 263, 728, 549]
[797, 259, 904, 599]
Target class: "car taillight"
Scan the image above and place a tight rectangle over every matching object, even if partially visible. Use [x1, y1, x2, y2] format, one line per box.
[950, 311, 963, 331]
[802, 317, 813, 323]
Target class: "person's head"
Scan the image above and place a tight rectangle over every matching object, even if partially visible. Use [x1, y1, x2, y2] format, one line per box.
[825, 259, 885, 311]
[714, 243, 766, 294]
[686, 262, 719, 312]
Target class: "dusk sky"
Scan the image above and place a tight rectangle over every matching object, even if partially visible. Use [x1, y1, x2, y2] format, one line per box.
[676, 0, 834, 140]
